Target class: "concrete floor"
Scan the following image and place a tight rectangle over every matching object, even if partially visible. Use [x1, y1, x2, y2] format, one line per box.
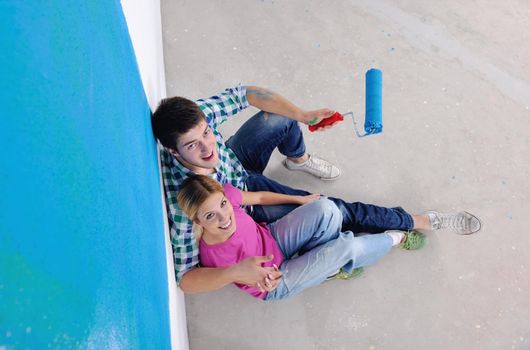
[160, 1, 530, 349]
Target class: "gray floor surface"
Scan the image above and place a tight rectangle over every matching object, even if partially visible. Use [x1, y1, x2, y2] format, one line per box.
[160, 1, 530, 349]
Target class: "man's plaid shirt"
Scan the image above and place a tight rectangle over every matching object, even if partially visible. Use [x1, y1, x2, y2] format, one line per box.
[160, 85, 249, 284]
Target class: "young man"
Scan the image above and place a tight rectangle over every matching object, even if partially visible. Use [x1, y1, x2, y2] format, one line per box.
[151, 84, 481, 294]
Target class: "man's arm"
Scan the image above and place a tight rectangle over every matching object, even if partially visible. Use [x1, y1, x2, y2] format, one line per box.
[246, 85, 335, 125]
[178, 266, 234, 293]
[179, 255, 283, 294]
[198, 85, 249, 127]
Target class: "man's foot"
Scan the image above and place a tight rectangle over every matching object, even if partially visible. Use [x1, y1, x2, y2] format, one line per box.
[426, 211, 482, 235]
[283, 154, 341, 180]
[399, 230, 426, 250]
[326, 267, 364, 281]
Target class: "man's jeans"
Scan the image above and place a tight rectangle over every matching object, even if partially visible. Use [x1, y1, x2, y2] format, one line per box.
[225, 111, 414, 233]
[264, 198, 393, 301]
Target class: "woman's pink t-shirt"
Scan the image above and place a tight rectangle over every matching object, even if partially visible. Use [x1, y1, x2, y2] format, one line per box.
[199, 184, 284, 299]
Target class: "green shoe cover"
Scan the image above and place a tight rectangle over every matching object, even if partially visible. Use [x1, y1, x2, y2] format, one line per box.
[326, 267, 364, 281]
[400, 230, 426, 250]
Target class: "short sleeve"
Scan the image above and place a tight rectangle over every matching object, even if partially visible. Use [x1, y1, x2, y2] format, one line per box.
[222, 183, 242, 208]
[197, 84, 249, 127]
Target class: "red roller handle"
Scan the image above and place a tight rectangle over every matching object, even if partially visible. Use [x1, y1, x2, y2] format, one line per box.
[308, 112, 344, 132]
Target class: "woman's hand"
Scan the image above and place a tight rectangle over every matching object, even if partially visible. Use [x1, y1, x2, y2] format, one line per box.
[230, 255, 283, 289]
[256, 264, 282, 293]
[295, 193, 321, 205]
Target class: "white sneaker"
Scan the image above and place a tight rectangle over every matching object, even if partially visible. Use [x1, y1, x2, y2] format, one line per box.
[426, 211, 482, 235]
[283, 154, 341, 180]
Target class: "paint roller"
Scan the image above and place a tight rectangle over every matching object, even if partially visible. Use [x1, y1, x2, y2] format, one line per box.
[360, 68, 383, 136]
[308, 68, 383, 137]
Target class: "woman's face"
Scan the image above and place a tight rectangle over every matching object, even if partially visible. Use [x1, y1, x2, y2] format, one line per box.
[195, 192, 236, 240]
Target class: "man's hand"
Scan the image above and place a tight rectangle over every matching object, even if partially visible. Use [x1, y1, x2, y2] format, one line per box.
[303, 108, 335, 127]
[246, 86, 336, 129]
[229, 255, 283, 289]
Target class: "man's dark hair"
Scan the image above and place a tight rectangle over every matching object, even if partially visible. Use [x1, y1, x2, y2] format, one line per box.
[151, 96, 205, 150]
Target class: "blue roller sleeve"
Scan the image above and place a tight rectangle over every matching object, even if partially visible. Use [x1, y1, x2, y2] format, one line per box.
[364, 68, 383, 134]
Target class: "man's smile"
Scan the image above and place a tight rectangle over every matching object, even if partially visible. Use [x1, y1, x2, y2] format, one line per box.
[201, 151, 214, 161]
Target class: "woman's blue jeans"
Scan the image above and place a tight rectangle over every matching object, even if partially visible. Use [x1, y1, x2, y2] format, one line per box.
[225, 111, 414, 233]
[264, 198, 393, 301]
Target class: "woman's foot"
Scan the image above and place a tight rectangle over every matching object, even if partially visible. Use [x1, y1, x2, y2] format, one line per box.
[386, 230, 426, 250]
[326, 267, 364, 281]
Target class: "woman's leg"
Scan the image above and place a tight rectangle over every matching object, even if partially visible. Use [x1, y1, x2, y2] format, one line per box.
[265, 232, 393, 301]
[267, 198, 343, 259]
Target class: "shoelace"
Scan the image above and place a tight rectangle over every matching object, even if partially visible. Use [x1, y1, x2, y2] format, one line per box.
[449, 214, 467, 230]
[306, 157, 332, 175]
[434, 213, 468, 231]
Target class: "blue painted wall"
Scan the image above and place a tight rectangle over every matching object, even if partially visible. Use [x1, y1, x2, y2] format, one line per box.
[0, 1, 171, 348]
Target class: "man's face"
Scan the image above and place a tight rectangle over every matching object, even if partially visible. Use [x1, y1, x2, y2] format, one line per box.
[173, 119, 219, 173]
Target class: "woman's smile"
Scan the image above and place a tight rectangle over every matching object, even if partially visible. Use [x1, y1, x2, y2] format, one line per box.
[219, 217, 232, 229]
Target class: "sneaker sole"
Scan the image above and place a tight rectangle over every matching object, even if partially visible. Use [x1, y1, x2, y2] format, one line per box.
[458, 211, 482, 235]
[282, 159, 341, 181]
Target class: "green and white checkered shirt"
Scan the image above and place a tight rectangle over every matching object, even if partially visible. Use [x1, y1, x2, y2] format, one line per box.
[160, 84, 249, 284]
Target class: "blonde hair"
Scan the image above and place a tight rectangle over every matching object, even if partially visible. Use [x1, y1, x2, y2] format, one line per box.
[177, 175, 224, 241]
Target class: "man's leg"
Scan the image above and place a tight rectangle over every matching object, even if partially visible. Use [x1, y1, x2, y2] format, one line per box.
[328, 197, 415, 233]
[230, 115, 478, 234]
[225, 111, 339, 179]
[225, 111, 306, 174]
[245, 173, 310, 223]
[246, 172, 417, 233]
[326, 198, 481, 234]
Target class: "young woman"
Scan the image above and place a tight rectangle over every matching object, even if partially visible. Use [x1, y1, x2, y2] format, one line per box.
[177, 175, 426, 301]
